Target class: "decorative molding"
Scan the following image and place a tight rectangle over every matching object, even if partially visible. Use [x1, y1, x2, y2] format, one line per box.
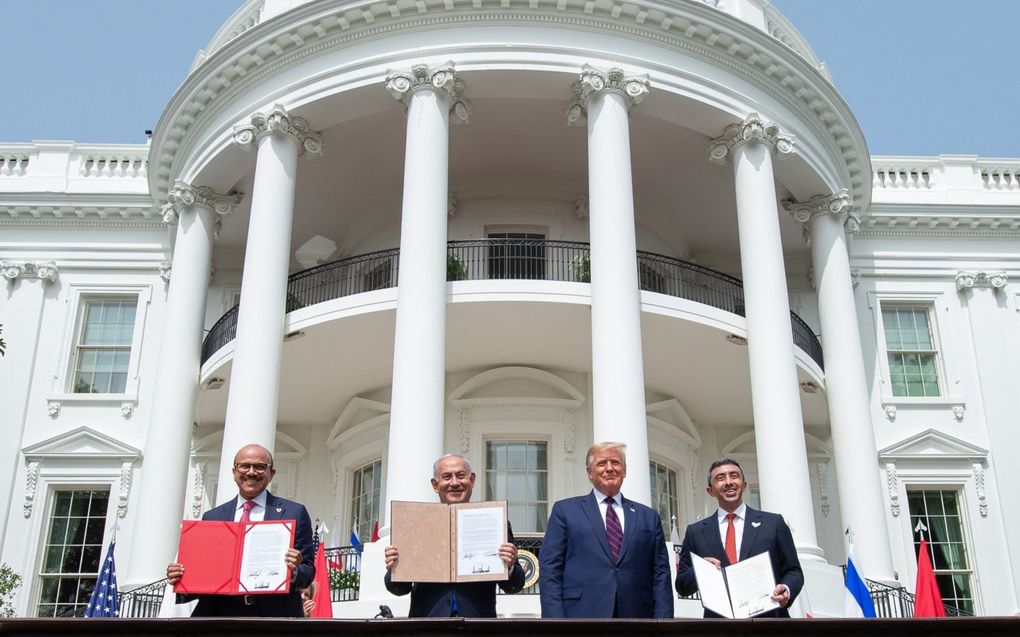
[952, 405, 965, 422]
[161, 180, 243, 225]
[191, 461, 207, 519]
[884, 404, 896, 421]
[972, 463, 988, 517]
[233, 103, 323, 155]
[564, 413, 576, 461]
[806, 266, 814, 290]
[120, 402, 135, 419]
[784, 190, 860, 235]
[118, 462, 132, 518]
[2, 261, 59, 284]
[708, 113, 794, 165]
[448, 194, 458, 219]
[566, 65, 649, 127]
[24, 462, 39, 518]
[159, 262, 172, 283]
[458, 409, 471, 454]
[385, 63, 470, 124]
[850, 269, 861, 289]
[574, 195, 589, 220]
[47, 401, 61, 418]
[815, 460, 830, 517]
[885, 463, 900, 517]
[955, 271, 1008, 292]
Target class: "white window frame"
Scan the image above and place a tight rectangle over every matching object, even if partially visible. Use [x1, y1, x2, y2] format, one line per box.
[648, 457, 680, 537]
[49, 284, 151, 410]
[483, 438, 551, 535]
[349, 459, 383, 543]
[868, 291, 963, 409]
[904, 486, 975, 614]
[328, 405, 389, 542]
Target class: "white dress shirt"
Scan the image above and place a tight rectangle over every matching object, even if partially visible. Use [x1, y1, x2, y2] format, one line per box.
[593, 489, 625, 533]
[233, 489, 268, 522]
[715, 502, 747, 558]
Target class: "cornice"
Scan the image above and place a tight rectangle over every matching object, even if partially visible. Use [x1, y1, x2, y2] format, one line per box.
[150, 0, 867, 206]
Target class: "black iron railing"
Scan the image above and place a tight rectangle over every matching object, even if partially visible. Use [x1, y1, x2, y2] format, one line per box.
[324, 545, 363, 602]
[863, 575, 972, 617]
[201, 240, 824, 370]
[117, 578, 169, 618]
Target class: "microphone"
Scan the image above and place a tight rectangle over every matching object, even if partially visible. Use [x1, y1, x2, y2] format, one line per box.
[376, 604, 394, 619]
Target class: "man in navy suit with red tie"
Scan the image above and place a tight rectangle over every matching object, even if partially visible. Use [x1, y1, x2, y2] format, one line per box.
[675, 457, 803, 618]
[539, 442, 673, 618]
[166, 443, 315, 617]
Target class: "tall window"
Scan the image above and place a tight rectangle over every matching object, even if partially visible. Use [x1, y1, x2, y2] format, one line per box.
[37, 490, 110, 617]
[882, 306, 940, 397]
[350, 460, 382, 542]
[649, 461, 678, 536]
[485, 441, 548, 533]
[72, 298, 136, 394]
[488, 233, 545, 280]
[908, 489, 974, 614]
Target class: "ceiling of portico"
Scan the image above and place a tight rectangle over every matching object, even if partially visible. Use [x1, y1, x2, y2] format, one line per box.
[208, 69, 810, 275]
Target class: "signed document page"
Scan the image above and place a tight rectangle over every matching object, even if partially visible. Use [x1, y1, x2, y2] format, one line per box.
[691, 553, 735, 618]
[390, 500, 507, 583]
[724, 551, 779, 618]
[238, 521, 294, 594]
[455, 502, 508, 582]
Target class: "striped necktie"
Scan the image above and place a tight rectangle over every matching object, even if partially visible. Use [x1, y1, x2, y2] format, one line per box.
[604, 497, 623, 561]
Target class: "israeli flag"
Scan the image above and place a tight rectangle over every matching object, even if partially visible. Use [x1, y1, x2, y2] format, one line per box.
[843, 552, 877, 618]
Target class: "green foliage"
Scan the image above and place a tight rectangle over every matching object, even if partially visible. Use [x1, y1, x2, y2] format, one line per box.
[285, 293, 306, 312]
[570, 253, 590, 282]
[328, 568, 360, 591]
[447, 254, 468, 281]
[0, 563, 22, 617]
[0, 323, 6, 356]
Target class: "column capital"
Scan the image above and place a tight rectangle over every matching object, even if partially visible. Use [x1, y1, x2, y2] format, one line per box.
[566, 65, 649, 127]
[161, 181, 243, 225]
[708, 113, 794, 164]
[2, 261, 59, 284]
[955, 271, 1008, 292]
[784, 190, 860, 235]
[385, 63, 471, 124]
[233, 104, 323, 155]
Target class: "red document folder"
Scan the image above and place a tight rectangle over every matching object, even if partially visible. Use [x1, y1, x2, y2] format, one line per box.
[174, 520, 295, 595]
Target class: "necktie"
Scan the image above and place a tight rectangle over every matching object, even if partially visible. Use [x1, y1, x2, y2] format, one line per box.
[604, 497, 623, 561]
[240, 500, 256, 523]
[724, 513, 738, 564]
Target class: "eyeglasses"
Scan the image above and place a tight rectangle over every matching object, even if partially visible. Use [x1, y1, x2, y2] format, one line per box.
[234, 463, 271, 473]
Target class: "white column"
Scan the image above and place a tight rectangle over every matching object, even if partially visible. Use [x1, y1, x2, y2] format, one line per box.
[381, 64, 470, 527]
[216, 105, 322, 503]
[567, 66, 652, 504]
[787, 192, 896, 579]
[709, 114, 821, 559]
[0, 262, 58, 546]
[125, 183, 239, 585]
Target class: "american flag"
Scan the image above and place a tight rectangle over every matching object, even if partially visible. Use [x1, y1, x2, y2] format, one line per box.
[83, 541, 119, 617]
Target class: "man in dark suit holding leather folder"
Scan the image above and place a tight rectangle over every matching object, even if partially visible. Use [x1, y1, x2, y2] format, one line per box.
[383, 453, 525, 616]
[166, 443, 315, 617]
[675, 457, 803, 618]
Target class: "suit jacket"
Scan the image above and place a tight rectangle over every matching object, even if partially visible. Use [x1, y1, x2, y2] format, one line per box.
[187, 491, 315, 618]
[384, 521, 525, 617]
[675, 506, 803, 618]
[539, 492, 673, 618]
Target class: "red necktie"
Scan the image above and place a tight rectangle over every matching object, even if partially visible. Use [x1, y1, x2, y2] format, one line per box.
[240, 500, 256, 523]
[604, 497, 623, 561]
[724, 513, 738, 564]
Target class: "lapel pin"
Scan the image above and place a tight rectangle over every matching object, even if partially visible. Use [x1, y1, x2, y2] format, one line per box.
[276, 507, 283, 513]
[751, 521, 761, 528]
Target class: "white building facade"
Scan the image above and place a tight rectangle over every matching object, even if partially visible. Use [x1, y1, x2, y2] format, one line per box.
[1, 0, 1018, 618]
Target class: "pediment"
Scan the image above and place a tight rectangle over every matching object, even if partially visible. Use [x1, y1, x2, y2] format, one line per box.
[23, 427, 140, 461]
[328, 397, 391, 446]
[449, 367, 583, 408]
[879, 429, 988, 462]
[646, 399, 701, 449]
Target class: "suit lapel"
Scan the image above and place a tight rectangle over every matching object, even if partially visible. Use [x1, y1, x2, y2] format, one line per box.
[581, 492, 614, 562]
[740, 506, 763, 561]
[263, 492, 279, 520]
[617, 496, 637, 562]
[700, 515, 728, 565]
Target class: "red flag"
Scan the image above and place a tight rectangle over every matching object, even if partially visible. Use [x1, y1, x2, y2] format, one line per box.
[371, 521, 380, 542]
[310, 542, 333, 618]
[913, 538, 946, 617]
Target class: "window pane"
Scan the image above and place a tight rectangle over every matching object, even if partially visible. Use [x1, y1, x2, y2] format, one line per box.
[907, 489, 972, 614]
[883, 306, 940, 397]
[486, 440, 548, 533]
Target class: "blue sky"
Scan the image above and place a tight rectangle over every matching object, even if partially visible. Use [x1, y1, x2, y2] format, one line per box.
[2, 0, 1016, 157]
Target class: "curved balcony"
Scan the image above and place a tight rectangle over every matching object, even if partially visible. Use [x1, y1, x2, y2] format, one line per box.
[201, 240, 824, 369]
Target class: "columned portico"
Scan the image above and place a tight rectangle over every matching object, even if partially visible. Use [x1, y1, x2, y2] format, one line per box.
[127, 183, 239, 585]
[216, 106, 322, 504]
[382, 64, 470, 525]
[567, 65, 652, 504]
[787, 192, 896, 580]
[709, 115, 821, 559]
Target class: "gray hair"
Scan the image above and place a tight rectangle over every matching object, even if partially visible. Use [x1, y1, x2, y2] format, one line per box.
[433, 453, 473, 478]
[585, 442, 627, 469]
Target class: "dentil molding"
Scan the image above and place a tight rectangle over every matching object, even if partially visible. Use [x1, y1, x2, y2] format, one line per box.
[708, 113, 794, 165]
[565, 65, 650, 127]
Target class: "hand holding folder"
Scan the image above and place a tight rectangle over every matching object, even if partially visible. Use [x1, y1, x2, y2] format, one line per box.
[173, 520, 296, 595]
